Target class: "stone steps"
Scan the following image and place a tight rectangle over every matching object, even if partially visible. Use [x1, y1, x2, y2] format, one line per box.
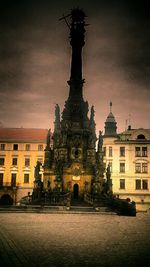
[0, 205, 116, 214]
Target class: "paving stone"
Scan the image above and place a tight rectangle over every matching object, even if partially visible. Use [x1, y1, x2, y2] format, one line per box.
[0, 212, 150, 267]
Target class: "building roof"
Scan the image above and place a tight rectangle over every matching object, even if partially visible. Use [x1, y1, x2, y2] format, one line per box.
[119, 128, 150, 139]
[114, 128, 150, 143]
[104, 111, 117, 137]
[0, 128, 48, 142]
[105, 112, 116, 123]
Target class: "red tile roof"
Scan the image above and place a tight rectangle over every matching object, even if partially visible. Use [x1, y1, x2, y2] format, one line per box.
[0, 128, 48, 142]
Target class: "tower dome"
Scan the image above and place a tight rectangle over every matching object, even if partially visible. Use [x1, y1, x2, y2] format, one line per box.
[104, 102, 117, 136]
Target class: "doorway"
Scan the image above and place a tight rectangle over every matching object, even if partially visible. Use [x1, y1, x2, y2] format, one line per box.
[73, 183, 79, 199]
[0, 194, 13, 205]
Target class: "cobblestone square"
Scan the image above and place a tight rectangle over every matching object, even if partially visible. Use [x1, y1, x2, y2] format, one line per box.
[0, 212, 150, 267]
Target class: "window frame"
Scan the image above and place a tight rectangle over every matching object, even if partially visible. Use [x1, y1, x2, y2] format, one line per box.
[120, 162, 125, 173]
[25, 158, 30, 167]
[142, 180, 148, 190]
[142, 163, 148, 173]
[109, 162, 113, 173]
[120, 179, 125, 189]
[12, 158, 18, 166]
[25, 144, 31, 151]
[142, 147, 147, 157]
[135, 163, 141, 173]
[109, 146, 112, 157]
[135, 179, 141, 190]
[120, 147, 125, 157]
[0, 144, 5, 151]
[38, 144, 43, 151]
[0, 173, 3, 187]
[0, 158, 5, 166]
[11, 173, 16, 187]
[103, 147, 106, 157]
[135, 147, 141, 157]
[24, 173, 29, 184]
[136, 179, 148, 190]
[13, 144, 18, 151]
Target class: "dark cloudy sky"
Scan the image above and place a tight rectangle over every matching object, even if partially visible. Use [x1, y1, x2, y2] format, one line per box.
[0, 0, 150, 134]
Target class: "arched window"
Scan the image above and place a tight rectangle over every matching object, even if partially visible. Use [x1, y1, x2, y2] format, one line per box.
[137, 134, 145, 140]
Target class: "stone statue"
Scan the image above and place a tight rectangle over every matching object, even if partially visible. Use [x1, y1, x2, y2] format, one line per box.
[98, 130, 103, 151]
[88, 134, 95, 148]
[54, 104, 61, 133]
[90, 105, 94, 120]
[106, 164, 111, 180]
[105, 163, 112, 195]
[55, 104, 60, 120]
[93, 165, 99, 180]
[32, 161, 43, 201]
[61, 132, 67, 146]
[34, 161, 41, 180]
[46, 129, 51, 147]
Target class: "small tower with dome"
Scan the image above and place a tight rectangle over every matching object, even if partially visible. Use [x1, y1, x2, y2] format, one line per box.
[104, 102, 117, 137]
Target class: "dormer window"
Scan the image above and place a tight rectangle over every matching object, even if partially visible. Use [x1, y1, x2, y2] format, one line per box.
[137, 134, 145, 140]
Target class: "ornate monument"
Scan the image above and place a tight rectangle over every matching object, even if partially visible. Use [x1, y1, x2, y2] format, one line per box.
[42, 9, 105, 202]
[31, 9, 136, 215]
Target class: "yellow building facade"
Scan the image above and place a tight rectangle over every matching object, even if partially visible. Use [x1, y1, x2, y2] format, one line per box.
[0, 128, 48, 204]
[0, 126, 150, 210]
[103, 105, 150, 211]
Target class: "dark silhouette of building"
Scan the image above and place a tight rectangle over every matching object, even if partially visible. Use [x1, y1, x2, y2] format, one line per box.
[42, 9, 104, 202]
[23, 9, 136, 215]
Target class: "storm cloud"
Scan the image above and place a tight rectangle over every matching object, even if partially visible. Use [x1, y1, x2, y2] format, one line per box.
[0, 0, 150, 133]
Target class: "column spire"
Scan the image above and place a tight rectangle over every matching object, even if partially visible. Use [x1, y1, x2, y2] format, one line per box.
[67, 9, 87, 100]
[110, 101, 112, 112]
[60, 9, 87, 99]
[60, 8, 89, 123]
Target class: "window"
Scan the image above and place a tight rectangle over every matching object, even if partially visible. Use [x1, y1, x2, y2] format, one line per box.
[120, 163, 125, 173]
[38, 144, 43, 151]
[135, 163, 148, 173]
[109, 147, 112, 157]
[136, 179, 148, 190]
[24, 174, 29, 183]
[142, 163, 148, 173]
[0, 144, 5, 151]
[142, 180, 148, 190]
[142, 147, 147, 157]
[25, 158, 30, 167]
[135, 147, 148, 157]
[0, 158, 5, 166]
[103, 147, 106, 157]
[25, 144, 30, 151]
[136, 180, 141, 190]
[120, 179, 125, 189]
[135, 163, 141, 173]
[12, 158, 18, 166]
[137, 134, 145, 140]
[120, 147, 125, 157]
[135, 147, 141, 157]
[0, 173, 3, 187]
[13, 144, 18, 150]
[11, 173, 16, 187]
